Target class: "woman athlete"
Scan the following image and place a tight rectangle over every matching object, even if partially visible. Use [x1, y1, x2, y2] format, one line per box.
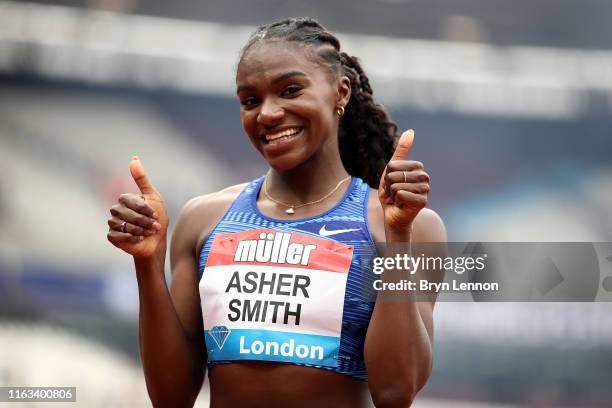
[107, 18, 446, 408]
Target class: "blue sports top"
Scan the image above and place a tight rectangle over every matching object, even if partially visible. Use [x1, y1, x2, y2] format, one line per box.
[198, 175, 377, 380]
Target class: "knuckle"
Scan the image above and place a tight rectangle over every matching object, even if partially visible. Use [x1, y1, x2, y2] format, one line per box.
[135, 214, 146, 226]
[387, 160, 400, 170]
[137, 214, 151, 227]
[139, 203, 152, 216]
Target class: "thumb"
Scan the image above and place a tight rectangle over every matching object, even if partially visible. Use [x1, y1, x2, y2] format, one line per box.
[130, 156, 157, 195]
[390, 129, 415, 161]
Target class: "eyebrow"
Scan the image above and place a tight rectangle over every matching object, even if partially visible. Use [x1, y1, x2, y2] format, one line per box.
[236, 71, 307, 94]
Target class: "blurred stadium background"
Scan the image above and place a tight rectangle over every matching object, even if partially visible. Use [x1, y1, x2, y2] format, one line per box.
[1, 0, 611, 406]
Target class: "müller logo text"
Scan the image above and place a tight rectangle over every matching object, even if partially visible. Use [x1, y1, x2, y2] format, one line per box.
[234, 232, 316, 265]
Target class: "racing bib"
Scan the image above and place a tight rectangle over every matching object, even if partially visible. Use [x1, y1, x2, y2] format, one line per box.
[200, 228, 353, 368]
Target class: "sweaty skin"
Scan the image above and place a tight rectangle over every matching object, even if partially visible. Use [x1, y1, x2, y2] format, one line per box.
[108, 39, 446, 407]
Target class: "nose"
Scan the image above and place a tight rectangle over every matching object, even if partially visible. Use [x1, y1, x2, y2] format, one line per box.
[257, 98, 284, 126]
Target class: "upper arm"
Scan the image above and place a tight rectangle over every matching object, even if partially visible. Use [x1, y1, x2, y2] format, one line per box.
[412, 208, 448, 304]
[169, 197, 207, 345]
[368, 191, 447, 343]
[411, 208, 448, 343]
[168, 185, 247, 348]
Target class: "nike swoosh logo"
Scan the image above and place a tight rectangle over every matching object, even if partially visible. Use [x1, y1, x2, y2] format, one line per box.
[319, 225, 360, 237]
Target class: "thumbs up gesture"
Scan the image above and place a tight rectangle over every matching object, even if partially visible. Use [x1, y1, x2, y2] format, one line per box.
[107, 157, 169, 258]
[378, 130, 430, 233]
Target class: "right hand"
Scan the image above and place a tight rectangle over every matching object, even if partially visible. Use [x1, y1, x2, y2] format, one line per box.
[107, 157, 169, 258]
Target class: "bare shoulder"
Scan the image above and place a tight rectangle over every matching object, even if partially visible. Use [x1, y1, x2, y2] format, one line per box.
[366, 187, 447, 243]
[172, 182, 249, 257]
[182, 183, 249, 217]
[412, 208, 447, 243]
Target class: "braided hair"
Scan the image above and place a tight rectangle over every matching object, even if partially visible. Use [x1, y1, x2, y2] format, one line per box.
[238, 17, 398, 188]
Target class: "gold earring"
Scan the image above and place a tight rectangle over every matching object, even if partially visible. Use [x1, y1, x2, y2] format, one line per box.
[336, 106, 345, 117]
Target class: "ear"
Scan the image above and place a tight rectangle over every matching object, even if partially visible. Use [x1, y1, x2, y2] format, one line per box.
[336, 75, 351, 109]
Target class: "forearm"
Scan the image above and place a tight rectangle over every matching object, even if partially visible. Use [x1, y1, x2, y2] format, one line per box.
[365, 227, 433, 407]
[135, 248, 203, 407]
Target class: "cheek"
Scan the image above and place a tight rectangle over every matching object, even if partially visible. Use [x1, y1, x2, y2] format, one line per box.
[241, 110, 257, 136]
[312, 93, 336, 125]
[311, 105, 334, 133]
[301, 100, 330, 129]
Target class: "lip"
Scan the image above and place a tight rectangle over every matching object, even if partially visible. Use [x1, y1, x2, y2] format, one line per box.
[259, 125, 304, 143]
[260, 127, 304, 155]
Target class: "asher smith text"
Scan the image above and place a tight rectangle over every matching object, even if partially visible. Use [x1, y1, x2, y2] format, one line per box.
[226, 271, 310, 325]
[226, 232, 317, 326]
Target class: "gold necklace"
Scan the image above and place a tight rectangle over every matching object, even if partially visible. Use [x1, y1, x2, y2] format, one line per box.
[263, 174, 351, 215]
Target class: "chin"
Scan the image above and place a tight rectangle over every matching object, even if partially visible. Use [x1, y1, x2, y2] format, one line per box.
[263, 151, 309, 173]
[265, 157, 301, 172]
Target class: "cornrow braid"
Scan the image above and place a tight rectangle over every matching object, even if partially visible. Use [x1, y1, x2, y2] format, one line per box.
[239, 17, 398, 188]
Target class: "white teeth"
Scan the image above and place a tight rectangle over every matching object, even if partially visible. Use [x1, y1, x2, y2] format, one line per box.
[266, 127, 301, 141]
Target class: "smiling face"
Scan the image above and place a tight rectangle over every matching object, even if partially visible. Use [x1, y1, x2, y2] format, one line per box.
[236, 41, 350, 172]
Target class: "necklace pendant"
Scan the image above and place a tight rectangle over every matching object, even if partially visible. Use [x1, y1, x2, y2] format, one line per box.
[285, 207, 295, 214]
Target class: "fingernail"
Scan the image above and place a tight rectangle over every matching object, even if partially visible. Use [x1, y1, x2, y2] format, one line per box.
[152, 222, 161, 230]
[132, 156, 139, 161]
[139, 236, 144, 241]
[152, 211, 159, 219]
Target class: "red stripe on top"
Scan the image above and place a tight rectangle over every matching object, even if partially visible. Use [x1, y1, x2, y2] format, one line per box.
[205, 228, 353, 273]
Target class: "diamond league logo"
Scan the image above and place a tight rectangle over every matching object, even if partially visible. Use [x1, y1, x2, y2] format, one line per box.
[463, 242, 612, 301]
[209, 326, 231, 349]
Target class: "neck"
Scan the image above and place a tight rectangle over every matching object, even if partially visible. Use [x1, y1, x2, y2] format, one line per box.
[265, 147, 350, 205]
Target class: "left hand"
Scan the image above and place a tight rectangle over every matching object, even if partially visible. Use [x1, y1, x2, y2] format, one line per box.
[378, 129, 430, 233]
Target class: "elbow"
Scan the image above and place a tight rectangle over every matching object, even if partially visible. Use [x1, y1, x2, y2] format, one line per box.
[366, 341, 433, 407]
[145, 376, 201, 408]
[370, 365, 431, 408]
[371, 384, 417, 408]
[149, 392, 197, 408]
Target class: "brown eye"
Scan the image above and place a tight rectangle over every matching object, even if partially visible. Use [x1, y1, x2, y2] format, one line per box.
[241, 96, 260, 108]
[281, 85, 302, 97]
